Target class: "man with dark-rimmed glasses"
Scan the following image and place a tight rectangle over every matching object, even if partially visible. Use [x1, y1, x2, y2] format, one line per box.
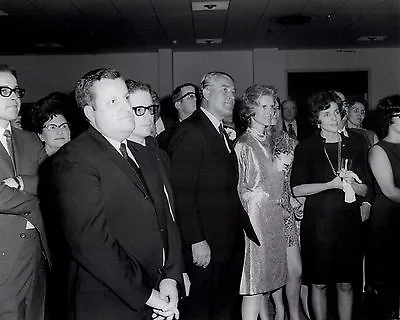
[0, 64, 49, 319]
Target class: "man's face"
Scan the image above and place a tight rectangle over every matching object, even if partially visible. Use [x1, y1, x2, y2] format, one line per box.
[0, 72, 21, 127]
[85, 78, 135, 141]
[128, 90, 154, 141]
[204, 75, 235, 120]
[175, 85, 197, 120]
[282, 101, 297, 122]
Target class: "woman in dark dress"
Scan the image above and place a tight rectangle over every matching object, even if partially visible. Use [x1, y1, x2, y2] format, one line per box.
[290, 91, 369, 320]
[367, 95, 400, 319]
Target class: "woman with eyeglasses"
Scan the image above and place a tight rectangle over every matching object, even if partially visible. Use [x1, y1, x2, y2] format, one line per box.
[235, 85, 289, 320]
[366, 95, 400, 319]
[24, 92, 73, 156]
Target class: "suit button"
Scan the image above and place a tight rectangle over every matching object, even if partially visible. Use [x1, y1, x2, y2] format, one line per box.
[20, 233, 26, 239]
[160, 228, 164, 232]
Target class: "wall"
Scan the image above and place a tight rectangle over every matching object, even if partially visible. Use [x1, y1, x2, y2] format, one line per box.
[2, 47, 399, 108]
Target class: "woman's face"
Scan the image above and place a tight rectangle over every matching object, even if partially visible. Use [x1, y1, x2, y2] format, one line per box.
[39, 114, 71, 152]
[252, 94, 279, 126]
[347, 102, 366, 127]
[389, 113, 400, 134]
[318, 102, 341, 134]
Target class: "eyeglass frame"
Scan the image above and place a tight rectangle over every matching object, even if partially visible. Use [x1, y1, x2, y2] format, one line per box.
[42, 122, 70, 132]
[176, 92, 196, 103]
[131, 104, 159, 116]
[0, 86, 26, 98]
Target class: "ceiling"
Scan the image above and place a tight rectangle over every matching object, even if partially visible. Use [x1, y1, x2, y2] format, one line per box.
[0, 0, 398, 55]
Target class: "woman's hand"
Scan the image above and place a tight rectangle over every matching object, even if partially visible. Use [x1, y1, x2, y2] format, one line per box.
[328, 176, 343, 190]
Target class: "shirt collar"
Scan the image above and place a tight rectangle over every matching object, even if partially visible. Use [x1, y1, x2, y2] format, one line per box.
[200, 107, 222, 132]
[0, 122, 12, 136]
[102, 134, 127, 156]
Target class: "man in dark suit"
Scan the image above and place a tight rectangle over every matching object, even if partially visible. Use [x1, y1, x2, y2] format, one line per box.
[168, 71, 259, 320]
[44, 68, 182, 319]
[157, 83, 198, 151]
[282, 99, 314, 141]
[0, 65, 49, 319]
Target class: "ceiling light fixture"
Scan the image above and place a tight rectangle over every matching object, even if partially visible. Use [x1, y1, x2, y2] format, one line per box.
[0, 10, 8, 16]
[357, 35, 387, 41]
[192, 1, 229, 11]
[196, 38, 223, 44]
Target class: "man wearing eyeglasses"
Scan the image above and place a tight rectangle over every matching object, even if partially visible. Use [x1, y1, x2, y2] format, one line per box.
[42, 69, 181, 320]
[157, 83, 198, 151]
[168, 71, 259, 320]
[0, 64, 49, 319]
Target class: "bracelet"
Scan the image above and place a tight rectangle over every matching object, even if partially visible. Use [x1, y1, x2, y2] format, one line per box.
[13, 177, 21, 190]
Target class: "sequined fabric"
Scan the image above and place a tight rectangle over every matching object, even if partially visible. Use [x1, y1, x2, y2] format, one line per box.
[235, 129, 288, 295]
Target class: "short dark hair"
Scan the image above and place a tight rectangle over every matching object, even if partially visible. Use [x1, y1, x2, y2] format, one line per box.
[25, 92, 73, 134]
[376, 94, 400, 134]
[308, 90, 343, 126]
[346, 96, 369, 111]
[125, 79, 151, 95]
[0, 64, 17, 79]
[200, 71, 234, 91]
[172, 83, 197, 105]
[75, 68, 121, 110]
[239, 84, 278, 129]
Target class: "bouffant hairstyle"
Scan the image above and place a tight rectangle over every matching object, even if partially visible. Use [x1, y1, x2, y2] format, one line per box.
[239, 84, 278, 129]
[308, 90, 344, 126]
[25, 92, 73, 134]
[376, 94, 400, 133]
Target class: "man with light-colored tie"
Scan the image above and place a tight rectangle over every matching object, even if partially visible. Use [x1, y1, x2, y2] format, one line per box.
[0, 64, 49, 319]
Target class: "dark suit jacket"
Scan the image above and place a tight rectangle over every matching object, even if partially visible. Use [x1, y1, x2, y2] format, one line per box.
[283, 118, 315, 142]
[168, 110, 259, 263]
[0, 126, 49, 287]
[44, 126, 183, 320]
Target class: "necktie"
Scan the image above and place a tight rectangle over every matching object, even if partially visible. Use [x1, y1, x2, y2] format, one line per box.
[4, 129, 16, 173]
[288, 123, 297, 139]
[119, 143, 148, 191]
[218, 123, 225, 139]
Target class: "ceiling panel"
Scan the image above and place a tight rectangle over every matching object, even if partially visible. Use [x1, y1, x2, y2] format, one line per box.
[0, 0, 397, 54]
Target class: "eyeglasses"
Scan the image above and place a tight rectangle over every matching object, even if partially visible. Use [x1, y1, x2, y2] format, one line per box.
[43, 123, 70, 132]
[0, 86, 25, 98]
[132, 105, 159, 116]
[176, 92, 196, 102]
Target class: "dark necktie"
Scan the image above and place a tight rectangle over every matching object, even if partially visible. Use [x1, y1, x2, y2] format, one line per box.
[4, 129, 16, 173]
[288, 123, 297, 139]
[218, 123, 225, 139]
[119, 143, 148, 191]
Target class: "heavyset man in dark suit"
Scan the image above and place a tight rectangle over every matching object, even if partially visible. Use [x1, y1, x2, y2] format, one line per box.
[44, 68, 182, 320]
[0, 65, 49, 319]
[168, 71, 259, 320]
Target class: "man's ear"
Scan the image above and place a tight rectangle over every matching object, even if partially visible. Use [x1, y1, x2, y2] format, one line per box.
[83, 105, 95, 123]
[202, 87, 210, 101]
[174, 101, 181, 111]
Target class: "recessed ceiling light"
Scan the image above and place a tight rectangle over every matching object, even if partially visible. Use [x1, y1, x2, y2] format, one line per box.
[172, 40, 178, 45]
[196, 38, 223, 44]
[192, 1, 229, 11]
[35, 43, 63, 49]
[357, 36, 387, 41]
[0, 10, 8, 16]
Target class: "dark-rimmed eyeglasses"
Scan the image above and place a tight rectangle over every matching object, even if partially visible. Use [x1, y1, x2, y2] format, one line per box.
[0, 86, 25, 98]
[132, 105, 159, 116]
[43, 123, 70, 132]
[176, 92, 196, 102]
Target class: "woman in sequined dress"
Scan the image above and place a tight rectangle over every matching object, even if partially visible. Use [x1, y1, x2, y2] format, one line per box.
[235, 85, 288, 320]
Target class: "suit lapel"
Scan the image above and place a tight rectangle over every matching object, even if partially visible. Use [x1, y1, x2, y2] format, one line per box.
[0, 142, 14, 177]
[194, 110, 232, 159]
[88, 127, 149, 197]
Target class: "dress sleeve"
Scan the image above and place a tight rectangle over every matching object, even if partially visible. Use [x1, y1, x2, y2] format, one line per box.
[290, 141, 310, 189]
